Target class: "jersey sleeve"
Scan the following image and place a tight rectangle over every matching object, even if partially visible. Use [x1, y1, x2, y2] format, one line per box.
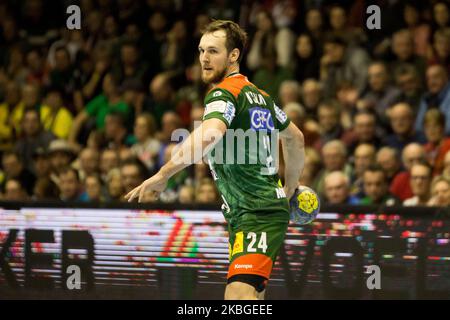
[203, 88, 237, 128]
[273, 103, 291, 131]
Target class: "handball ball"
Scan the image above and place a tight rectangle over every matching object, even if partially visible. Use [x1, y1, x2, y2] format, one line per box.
[289, 185, 320, 224]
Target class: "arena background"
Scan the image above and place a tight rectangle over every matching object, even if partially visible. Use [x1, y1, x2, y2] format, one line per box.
[0, 0, 449, 299]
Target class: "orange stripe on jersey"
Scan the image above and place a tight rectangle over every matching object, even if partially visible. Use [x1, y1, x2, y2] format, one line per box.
[258, 89, 270, 97]
[209, 74, 254, 99]
[227, 253, 273, 279]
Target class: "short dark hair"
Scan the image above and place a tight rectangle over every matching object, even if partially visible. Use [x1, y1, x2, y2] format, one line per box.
[59, 166, 80, 181]
[201, 20, 248, 63]
[120, 158, 149, 180]
[364, 164, 387, 181]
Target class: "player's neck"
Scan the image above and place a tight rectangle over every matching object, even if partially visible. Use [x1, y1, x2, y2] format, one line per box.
[212, 66, 240, 86]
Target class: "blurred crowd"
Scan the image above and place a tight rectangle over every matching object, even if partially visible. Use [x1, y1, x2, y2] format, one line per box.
[0, 0, 449, 207]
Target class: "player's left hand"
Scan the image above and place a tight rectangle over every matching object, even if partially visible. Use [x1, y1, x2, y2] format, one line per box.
[125, 172, 168, 203]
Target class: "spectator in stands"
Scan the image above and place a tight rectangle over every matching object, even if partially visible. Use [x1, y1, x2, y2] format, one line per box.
[2, 178, 28, 201]
[77, 148, 99, 181]
[145, 72, 176, 126]
[246, 10, 295, 71]
[314, 100, 352, 150]
[196, 178, 219, 204]
[32, 177, 58, 200]
[299, 147, 322, 187]
[156, 111, 183, 168]
[427, 28, 450, 72]
[25, 48, 49, 86]
[294, 33, 320, 82]
[361, 61, 402, 126]
[326, 4, 365, 46]
[120, 158, 148, 198]
[352, 143, 377, 196]
[443, 150, 450, 179]
[428, 175, 450, 206]
[360, 165, 400, 206]
[384, 102, 426, 152]
[32, 147, 51, 179]
[390, 143, 427, 201]
[48, 139, 76, 181]
[402, 2, 431, 57]
[323, 171, 359, 205]
[11, 83, 42, 135]
[58, 167, 82, 202]
[348, 110, 382, 154]
[0, 81, 20, 150]
[131, 113, 160, 173]
[49, 46, 77, 106]
[40, 86, 73, 139]
[305, 8, 324, 48]
[404, 162, 433, 206]
[300, 79, 323, 117]
[390, 29, 426, 80]
[112, 40, 149, 87]
[178, 185, 195, 204]
[1, 151, 36, 196]
[432, 1, 450, 31]
[376, 147, 402, 185]
[69, 73, 130, 144]
[159, 143, 189, 203]
[100, 148, 120, 182]
[415, 64, 450, 135]
[14, 108, 55, 174]
[104, 112, 134, 150]
[423, 109, 450, 176]
[320, 34, 370, 98]
[81, 174, 104, 202]
[278, 80, 301, 108]
[314, 140, 352, 197]
[105, 168, 123, 202]
[394, 64, 423, 114]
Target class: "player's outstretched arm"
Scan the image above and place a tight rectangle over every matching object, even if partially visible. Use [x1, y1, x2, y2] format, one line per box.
[125, 118, 227, 202]
[279, 122, 305, 199]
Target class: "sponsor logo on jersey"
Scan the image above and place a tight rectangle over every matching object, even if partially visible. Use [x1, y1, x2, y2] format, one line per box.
[213, 90, 223, 97]
[223, 101, 235, 125]
[274, 104, 288, 124]
[249, 107, 274, 131]
[204, 100, 235, 125]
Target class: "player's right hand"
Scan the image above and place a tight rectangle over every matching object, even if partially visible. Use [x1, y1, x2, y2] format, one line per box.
[125, 172, 168, 203]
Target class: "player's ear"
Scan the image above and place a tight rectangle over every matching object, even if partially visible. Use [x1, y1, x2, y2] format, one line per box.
[229, 48, 240, 63]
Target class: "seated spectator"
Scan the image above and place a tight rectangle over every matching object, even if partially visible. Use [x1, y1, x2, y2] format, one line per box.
[76, 148, 100, 181]
[48, 139, 77, 180]
[426, 28, 450, 72]
[131, 113, 161, 173]
[350, 143, 376, 198]
[415, 64, 450, 135]
[144, 73, 176, 126]
[104, 112, 134, 150]
[48, 46, 78, 108]
[14, 108, 55, 173]
[106, 168, 124, 202]
[359, 165, 400, 206]
[394, 64, 424, 114]
[361, 61, 402, 126]
[32, 147, 51, 179]
[58, 167, 83, 202]
[404, 162, 433, 206]
[427, 175, 450, 206]
[278, 80, 301, 108]
[402, 2, 431, 57]
[178, 185, 195, 204]
[0, 81, 21, 151]
[159, 143, 189, 203]
[111, 40, 149, 88]
[384, 102, 426, 152]
[390, 29, 426, 81]
[100, 149, 120, 182]
[11, 83, 42, 135]
[40, 86, 73, 139]
[323, 171, 359, 205]
[314, 100, 352, 150]
[120, 158, 148, 200]
[195, 178, 219, 204]
[320, 34, 370, 98]
[1, 151, 36, 195]
[2, 178, 28, 201]
[422, 109, 450, 175]
[443, 150, 450, 179]
[294, 33, 320, 82]
[313, 140, 352, 197]
[376, 147, 402, 184]
[32, 177, 58, 200]
[348, 110, 383, 154]
[390, 142, 427, 201]
[81, 174, 104, 202]
[299, 147, 322, 187]
[300, 79, 323, 117]
[69, 73, 130, 145]
[156, 111, 183, 168]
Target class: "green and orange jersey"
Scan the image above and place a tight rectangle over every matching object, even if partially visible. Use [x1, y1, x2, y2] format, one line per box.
[202, 73, 291, 229]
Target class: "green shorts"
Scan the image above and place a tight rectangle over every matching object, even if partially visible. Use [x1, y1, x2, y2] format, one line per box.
[227, 213, 289, 280]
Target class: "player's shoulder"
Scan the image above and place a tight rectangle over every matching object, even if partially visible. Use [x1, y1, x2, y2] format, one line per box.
[206, 74, 254, 100]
